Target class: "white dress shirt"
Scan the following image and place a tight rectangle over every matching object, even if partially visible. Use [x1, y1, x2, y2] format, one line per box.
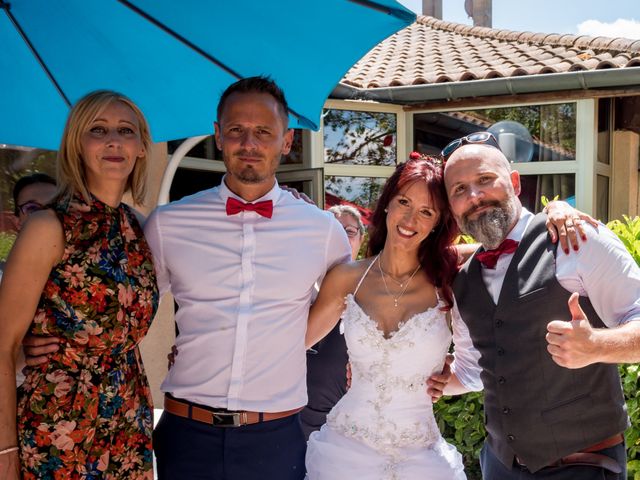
[452, 208, 640, 391]
[144, 178, 351, 412]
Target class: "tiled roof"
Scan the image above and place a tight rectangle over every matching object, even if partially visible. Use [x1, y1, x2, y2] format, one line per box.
[342, 16, 640, 89]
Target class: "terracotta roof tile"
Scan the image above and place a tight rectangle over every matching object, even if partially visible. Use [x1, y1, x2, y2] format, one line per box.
[343, 15, 640, 88]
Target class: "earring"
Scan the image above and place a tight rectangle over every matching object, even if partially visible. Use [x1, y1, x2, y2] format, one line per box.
[384, 208, 388, 213]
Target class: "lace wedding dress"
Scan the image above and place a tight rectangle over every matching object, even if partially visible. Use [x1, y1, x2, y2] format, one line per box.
[305, 260, 466, 480]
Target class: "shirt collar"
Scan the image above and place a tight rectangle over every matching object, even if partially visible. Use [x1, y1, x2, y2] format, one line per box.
[505, 207, 534, 243]
[218, 175, 282, 206]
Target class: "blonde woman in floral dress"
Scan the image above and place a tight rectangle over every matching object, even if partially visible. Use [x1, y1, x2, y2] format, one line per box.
[0, 91, 158, 479]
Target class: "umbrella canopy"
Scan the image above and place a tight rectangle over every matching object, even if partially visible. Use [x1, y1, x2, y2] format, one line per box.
[1, 0, 415, 150]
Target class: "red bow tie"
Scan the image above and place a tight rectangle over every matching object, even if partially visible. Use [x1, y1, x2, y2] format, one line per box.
[225, 197, 273, 219]
[475, 239, 519, 269]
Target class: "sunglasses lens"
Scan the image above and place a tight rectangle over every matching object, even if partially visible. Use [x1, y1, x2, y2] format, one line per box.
[467, 132, 492, 142]
[441, 139, 462, 158]
[442, 131, 499, 160]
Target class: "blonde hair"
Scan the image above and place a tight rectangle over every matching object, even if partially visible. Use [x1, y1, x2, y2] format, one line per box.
[328, 205, 365, 235]
[56, 90, 151, 205]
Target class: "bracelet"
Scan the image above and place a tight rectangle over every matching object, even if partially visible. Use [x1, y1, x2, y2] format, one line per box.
[0, 446, 18, 456]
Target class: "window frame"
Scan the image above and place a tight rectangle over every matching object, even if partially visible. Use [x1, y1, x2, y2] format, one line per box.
[409, 98, 603, 216]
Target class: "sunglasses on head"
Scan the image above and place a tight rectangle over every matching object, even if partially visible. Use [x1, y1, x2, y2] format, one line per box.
[441, 132, 500, 160]
[18, 200, 45, 216]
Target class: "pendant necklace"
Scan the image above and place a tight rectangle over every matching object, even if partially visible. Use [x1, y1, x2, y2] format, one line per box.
[378, 252, 421, 308]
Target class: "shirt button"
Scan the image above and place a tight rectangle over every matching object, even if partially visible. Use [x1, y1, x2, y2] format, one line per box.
[497, 347, 505, 356]
[507, 434, 516, 442]
[495, 319, 504, 327]
[502, 407, 511, 414]
[498, 376, 506, 385]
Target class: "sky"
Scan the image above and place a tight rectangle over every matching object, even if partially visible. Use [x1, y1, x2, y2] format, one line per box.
[397, 0, 640, 39]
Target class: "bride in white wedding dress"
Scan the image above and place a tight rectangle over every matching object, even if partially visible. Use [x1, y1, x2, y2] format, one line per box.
[305, 154, 466, 480]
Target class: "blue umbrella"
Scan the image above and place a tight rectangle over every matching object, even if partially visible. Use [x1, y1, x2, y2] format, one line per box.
[1, 0, 414, 150]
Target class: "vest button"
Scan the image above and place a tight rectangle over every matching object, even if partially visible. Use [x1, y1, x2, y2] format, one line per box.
[498, 376, 506, 384]
[495, 319, 503, 327]
[507, 434, 516, 442]
[502, 406, 511, 414]
[497, 347, 505, 356]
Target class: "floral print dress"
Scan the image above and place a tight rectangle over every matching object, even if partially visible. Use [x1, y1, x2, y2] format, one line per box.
[17, 196, 159, 480]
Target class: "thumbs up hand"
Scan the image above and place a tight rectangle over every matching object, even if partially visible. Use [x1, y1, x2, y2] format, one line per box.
[546, 292, 599, 369]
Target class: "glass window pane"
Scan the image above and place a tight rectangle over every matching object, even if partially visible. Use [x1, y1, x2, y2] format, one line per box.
[597, 175, 610, 223]
[281, 129, 304, 165]
[324, 175, 385, 212]
[414, 103, 577, 162]
[519, 174, 575, 213]
[597, 98, 611, 165]
[323, 110, 397, 166]
[168, 137, 220, 160]
[170, 168, 224, 202]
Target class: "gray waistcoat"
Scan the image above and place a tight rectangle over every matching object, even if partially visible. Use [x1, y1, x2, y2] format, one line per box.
[453, 213, 628, 472]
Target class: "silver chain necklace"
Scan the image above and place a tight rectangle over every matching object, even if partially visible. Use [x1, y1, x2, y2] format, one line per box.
[379, 265, 408, 287]
[378, 252, 421, 308]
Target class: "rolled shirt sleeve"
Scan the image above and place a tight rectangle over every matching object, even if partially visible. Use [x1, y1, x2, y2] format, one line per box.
[450, 300, 483, 392]
[555, 223, 640, 327]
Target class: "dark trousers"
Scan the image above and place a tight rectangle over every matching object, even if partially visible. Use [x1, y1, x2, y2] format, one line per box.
[153, 410, 306, 480]
[480, 441, 627, 480]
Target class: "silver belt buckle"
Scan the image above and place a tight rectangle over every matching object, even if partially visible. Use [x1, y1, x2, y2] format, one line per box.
[211, 411, 242, 427]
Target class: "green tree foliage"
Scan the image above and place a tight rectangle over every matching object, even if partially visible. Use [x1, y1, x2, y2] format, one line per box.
[0, 232, 16, 262]
[325, 175, 384, 211]
[477, 103, 577, 158]
[323, 109, 396, 166]
[607, 216, 640, 479]
[434, 391, 485, 478]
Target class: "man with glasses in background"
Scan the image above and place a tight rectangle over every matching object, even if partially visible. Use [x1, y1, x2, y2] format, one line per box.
[9, 172, 57, 386]
[12, 173, 57, 229]
[439, 132, 640, 479]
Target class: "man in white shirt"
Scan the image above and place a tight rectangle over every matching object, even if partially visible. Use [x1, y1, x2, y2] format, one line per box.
[146, 77, 351, 480]
[441, 136, 640, 479]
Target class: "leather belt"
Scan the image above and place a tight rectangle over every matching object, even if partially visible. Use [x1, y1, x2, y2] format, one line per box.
[581, 433, 624, 453]
[163, 394, 303, 428]
[515, 433, 624, 473]
[551, 452, 622, 473]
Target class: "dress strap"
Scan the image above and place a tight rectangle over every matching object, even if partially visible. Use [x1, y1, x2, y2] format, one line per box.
[353, 254, 380, 297]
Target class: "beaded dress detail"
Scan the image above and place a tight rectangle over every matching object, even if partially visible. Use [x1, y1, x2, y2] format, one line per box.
[305, 257, 466, 480]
